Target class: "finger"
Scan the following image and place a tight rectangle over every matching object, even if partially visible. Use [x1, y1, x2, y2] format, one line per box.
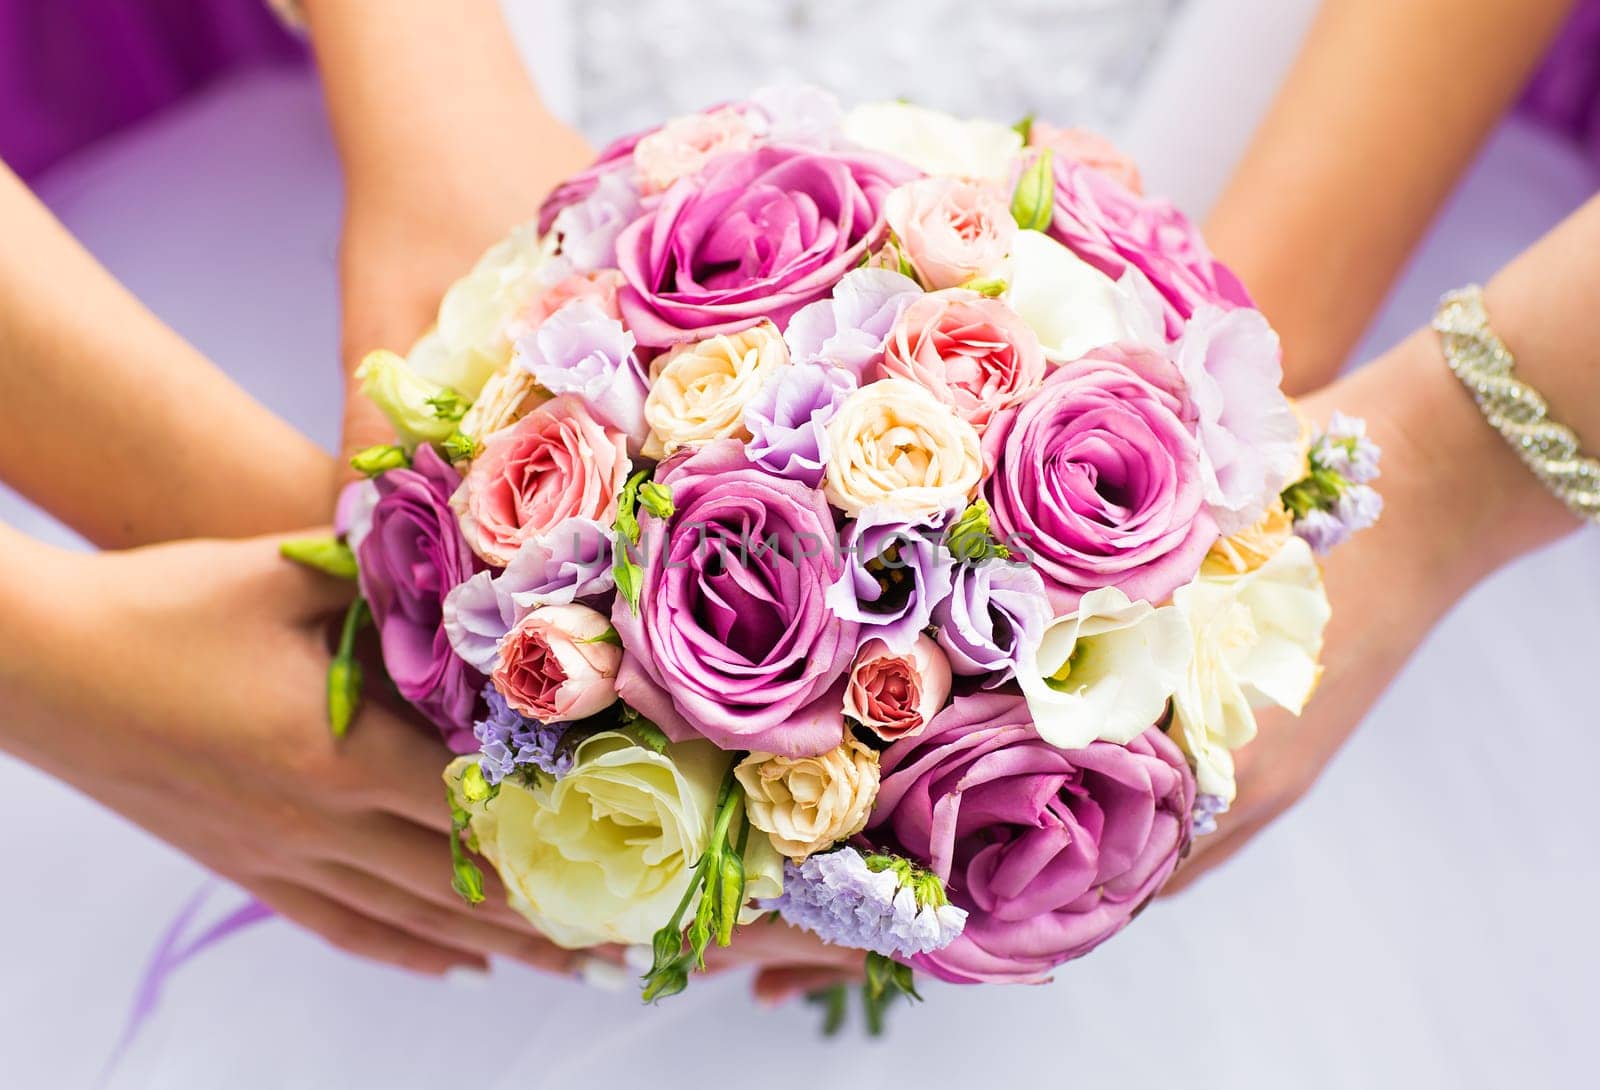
[253, 877, 484, 976]
[752, 965, 862, 1007]
[704, 921, 865, 973]
[249, 528, 360, 620]
[339, 708, 461, 834]
[313, 861, 581, 976]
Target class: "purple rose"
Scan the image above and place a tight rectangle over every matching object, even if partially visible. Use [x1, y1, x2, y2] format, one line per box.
[825, 507, 954, 654]
[358, 446, 487, 751]
[870, 691, 1195, 984]
[783, 267, 922, 382]
[983, 344, 1217, 613]
[611, 441, 860, 756]
[742, 361, 857, 487]
[1048, 156, 1251, 337]
[615, 146, 916, 348]
[932, 558, 1051, 684]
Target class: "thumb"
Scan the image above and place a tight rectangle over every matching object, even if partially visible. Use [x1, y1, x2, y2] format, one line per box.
[255, 528, 362, 620]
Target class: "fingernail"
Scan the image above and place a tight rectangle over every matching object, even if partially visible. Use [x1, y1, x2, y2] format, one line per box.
[576, 954, 629, 992]
[445, 964, 493, 989]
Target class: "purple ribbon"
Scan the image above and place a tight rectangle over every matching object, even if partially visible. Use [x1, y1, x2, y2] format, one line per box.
[101, 884, 274, 1084]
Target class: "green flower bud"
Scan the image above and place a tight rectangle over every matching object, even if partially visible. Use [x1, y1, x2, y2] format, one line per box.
[613, 544, 645, 614]
[441, 430, 479, 463]
[715, 849, 746, 947]
[640, 965, 689, 1004]
[958, 276, 1008, 298]
[946, 499, 1011, 563]
[451, 856, 486, 905]
[614, 469, 650, 545]
[349, 443, 410, 477]
[279, 536, 359, 581]
[425, 389, 468, 423]
[459, 762, 494, 804]
[1011, 113, 1035, 144]
[1010, 148, 1054, 232]
[638, 481, 675, 519]
[649, 926, 683, 975]
[326, 655, 362, 740]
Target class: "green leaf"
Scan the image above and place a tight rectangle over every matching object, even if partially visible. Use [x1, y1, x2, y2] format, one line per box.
[1010, 148, 1054, 232]
[624, 712, 670, 753]
[807, 984, 849, 1037]
[279, 536, 359, 581]
[613, 544, 644, 614]
[349, 444, 409, 477]
[583, 625, 624, 648]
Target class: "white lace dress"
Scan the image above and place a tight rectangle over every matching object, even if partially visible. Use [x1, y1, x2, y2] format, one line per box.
[2, 2, 1597, 1088]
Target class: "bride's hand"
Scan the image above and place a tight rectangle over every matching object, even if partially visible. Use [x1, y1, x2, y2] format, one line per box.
[1169, 329, 1577, 892]
[0, 529, 585, 976]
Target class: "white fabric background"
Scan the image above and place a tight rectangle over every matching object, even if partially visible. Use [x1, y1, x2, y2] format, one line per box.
[1, 1, 1596, 1086]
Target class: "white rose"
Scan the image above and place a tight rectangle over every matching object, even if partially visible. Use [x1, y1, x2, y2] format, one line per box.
[1171, 535, 1331, 801]
[1018, 586, 1192, 751]
[444, 734, 783, 949]
[735, 734, 881, 860]
[823, 378, 983, 520]
[840, 101, 1022, 183]
[355, 349, 460, 449]
[407, 224, 557, 400]
[642, 321, 788, 458]
[1003, 229, 1166, 362]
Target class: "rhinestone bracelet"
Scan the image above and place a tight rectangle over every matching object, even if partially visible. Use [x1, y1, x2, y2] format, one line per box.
[1432, 285, 1600, 525]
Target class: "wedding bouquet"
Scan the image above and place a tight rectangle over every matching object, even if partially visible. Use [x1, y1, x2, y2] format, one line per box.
[303, 87, 1381, 1023]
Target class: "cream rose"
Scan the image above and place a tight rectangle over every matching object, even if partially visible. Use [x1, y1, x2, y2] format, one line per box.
[1017, 586, 1192, 751]
[642, 321, 788, 458]
[840, 101, 1022, 183]
[883, 177, 1016, 290]
[1003, 229, 1165, 363]
[405, 224, 557, 400]
[823, 378, 983, 520]
[1172, 535, 1331, 801]
[735, 733, 881, 859]
[459, 363, 547, 442]
[444, 734, 783, 948]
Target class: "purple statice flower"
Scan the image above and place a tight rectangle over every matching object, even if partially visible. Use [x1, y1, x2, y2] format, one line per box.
[826, 507, 955, 653]
[932, 558, 1051, 685]
[743, 363, 856, 487]
[760, 847, 966, 959]
[782, 267, 922, 382]
[475, 685, 573, 784]
[443, 518, 615, 673]
[515, 300, 650, 451]
[1317, 412, 1383, 485]
[552, 169, 643, 273]
[1192, 793, 1230, 837]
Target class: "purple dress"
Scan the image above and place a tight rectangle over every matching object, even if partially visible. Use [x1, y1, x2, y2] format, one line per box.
[0, 0, 302, 179]
[1523, 0, 1600, 165]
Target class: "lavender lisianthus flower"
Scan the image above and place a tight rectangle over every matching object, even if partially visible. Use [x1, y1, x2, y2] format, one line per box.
[760, 847, 966, 959]
[515, 299, 650, 451]
[443, 518, 615, 673]
[783, 267, 923, 382]
[826, 506, 955, 654]
[550, 168, 644, 272]
[744, 363, 857, 487]
[748, 84, 845, 147]
[475, 685, 573, 783]
[932, 558, 1051, 684]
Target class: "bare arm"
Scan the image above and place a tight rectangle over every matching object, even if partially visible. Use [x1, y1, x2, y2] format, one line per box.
[1205, 0, 1576, 393]
[0, 163, 333, 547]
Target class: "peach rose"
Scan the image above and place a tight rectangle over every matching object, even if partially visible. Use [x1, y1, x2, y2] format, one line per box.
[878, 290, 1046, 432]
[844, 634, 953, 742]
[884, 177, 1016, 290]
[1030, 122, 1143, 193]
[632, 106, 758, 193]
[493, 603, 622, 723]
[513, 269, 624, 338]
[734, 734, 881, 859]
[454, 395, 629, 566]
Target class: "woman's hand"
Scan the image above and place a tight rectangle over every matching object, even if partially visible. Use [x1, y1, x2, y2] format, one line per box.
[0, 528, 588, 976]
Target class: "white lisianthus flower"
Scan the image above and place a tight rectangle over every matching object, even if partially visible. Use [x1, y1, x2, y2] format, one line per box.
[840, 101, 1022, 183]
[355, 349, 461, 449]
[1171, 535, 1331, 801]
[406, 224, 557, 400]
[642, 321, 788, 458]
[823, 378, 983, 520]
[1003, 229, 1166, 362]
[444, 734, 783, 949]
[1018, 586, 1191, 751]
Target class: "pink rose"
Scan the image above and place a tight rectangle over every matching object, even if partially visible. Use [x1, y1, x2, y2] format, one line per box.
[1048, 155, 1252, 337]
[1029, 122, 1143, 194]
[845, 635, 953, 742]
[514, 270, 624, 336]
[455, 395, 629, 567]
[632, 106, 759, 193]
[493, 603, 621, 722]
[883, 177, 1015, 290]
[878, 290, 1046, 432]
